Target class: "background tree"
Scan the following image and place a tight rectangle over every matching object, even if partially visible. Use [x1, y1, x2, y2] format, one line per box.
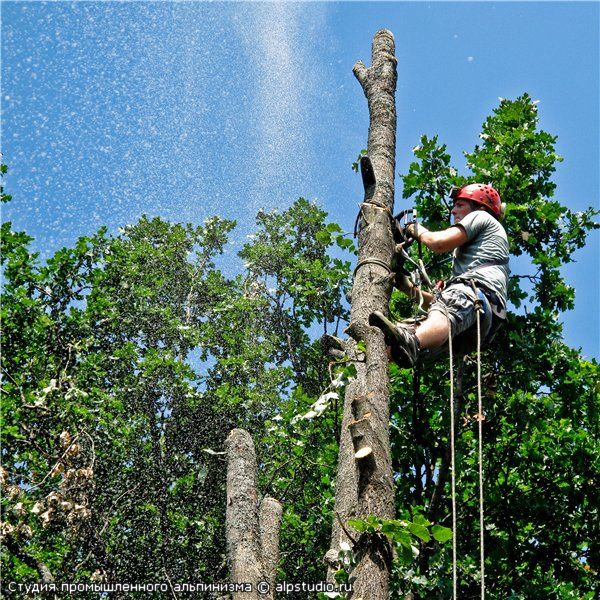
[1, 191, 351, 597]
[389, 93, 598, 598]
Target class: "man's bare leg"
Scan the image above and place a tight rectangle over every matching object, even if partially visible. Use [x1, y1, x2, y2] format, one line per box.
[415, 311, 450, 349]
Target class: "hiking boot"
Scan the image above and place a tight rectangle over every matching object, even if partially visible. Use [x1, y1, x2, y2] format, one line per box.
[369, 311, 420, 368]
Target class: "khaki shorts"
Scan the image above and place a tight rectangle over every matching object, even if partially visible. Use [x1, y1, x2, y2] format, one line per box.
[425, 283, 493, 358]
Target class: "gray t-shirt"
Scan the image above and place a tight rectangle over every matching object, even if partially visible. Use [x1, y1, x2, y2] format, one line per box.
[452, 210, 510, 309]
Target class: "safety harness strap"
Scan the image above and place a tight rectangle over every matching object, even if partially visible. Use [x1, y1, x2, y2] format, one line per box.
[444, 259, 508, 321]
[445, 258, 508, 287]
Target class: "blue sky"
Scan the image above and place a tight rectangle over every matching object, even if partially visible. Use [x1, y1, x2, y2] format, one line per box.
[2, 1, 598, 358]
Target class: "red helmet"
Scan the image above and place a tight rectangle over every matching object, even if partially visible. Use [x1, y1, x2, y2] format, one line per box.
[450, 183, 502, 218]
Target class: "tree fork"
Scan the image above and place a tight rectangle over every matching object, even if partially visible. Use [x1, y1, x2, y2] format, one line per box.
[327, 29, 398, 598]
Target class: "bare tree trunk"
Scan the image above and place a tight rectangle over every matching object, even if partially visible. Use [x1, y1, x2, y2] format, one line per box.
[226, 429, 282, 600]
[327, 29, 398, 599]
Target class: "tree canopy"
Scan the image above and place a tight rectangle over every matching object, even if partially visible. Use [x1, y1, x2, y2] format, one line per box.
[1, 94, 598, 599]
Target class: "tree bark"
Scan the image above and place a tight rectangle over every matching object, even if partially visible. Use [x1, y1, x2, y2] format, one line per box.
[259, 497, 283, 595]
[327, 29, 398, 599]
[226, 429, 282, 600]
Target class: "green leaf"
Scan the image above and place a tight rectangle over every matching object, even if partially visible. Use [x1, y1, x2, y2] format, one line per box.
[412, 514, 431, 527]
[431, 525, 453, 543]
[408, 522, 431, 543]
[393, 530, 413, 548]
[348, 519, 368, 532]
[315, 230, 331, 246]
[398, 543, 414, 564]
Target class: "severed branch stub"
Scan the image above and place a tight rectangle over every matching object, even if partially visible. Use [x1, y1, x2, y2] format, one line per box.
[349, 410, 374, 461]
[226, 429, 282, 600]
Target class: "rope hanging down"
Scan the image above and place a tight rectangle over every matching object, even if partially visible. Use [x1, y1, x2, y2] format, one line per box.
[407, 250, 460, 597]
[443, 286, 486, 600]
[473, 285, 486, 600]
[444, 304, 458, 599]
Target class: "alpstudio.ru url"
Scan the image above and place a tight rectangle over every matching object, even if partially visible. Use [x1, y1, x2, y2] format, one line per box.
[275, 581, 352, 594]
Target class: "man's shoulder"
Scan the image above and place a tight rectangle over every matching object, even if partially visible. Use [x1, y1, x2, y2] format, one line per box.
[459, 210, 492, 239]
[462, 211, 506, 238]
[469, 210, 496, 226]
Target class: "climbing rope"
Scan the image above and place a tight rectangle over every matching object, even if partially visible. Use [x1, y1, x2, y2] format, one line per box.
[442, 286, 487, 600]
[474, 288, 486, 599]
[445, 304, 458, 600]
[351, 202, 395, 279]
[353, 257, 393, 278]
[353, 201, 392, 238]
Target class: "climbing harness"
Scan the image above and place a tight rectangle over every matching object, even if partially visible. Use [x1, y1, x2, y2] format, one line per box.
[444, 258, 509, 291]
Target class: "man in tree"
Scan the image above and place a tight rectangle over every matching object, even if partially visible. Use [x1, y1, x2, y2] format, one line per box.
[370, 183, 509, 367]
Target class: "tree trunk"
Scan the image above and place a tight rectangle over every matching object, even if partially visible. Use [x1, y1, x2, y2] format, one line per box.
[226, 428, 282, 600]
[327, 29, 398, 599]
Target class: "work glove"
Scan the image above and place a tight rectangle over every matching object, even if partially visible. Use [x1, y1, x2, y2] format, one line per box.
[404, 222, 430, 241]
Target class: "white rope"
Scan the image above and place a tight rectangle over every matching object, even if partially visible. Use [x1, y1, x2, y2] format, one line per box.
[442, 304, 458, 599]
[475, 298, 486, 599]
[443, 289, 487, 600]
[413, 275, 486, 599]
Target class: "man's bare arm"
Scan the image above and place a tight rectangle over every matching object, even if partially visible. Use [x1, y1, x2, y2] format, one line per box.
[413, 224, 468, 253]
